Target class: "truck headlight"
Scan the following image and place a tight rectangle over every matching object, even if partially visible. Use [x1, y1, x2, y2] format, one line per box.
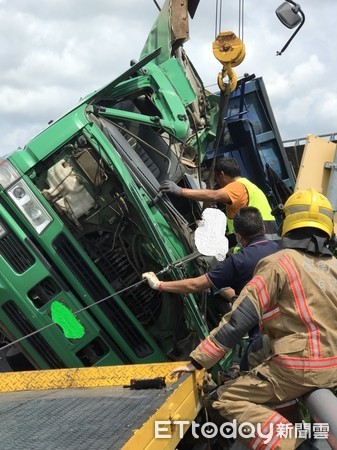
[0, 160, 20, 189]
[8, 180, 52, 234]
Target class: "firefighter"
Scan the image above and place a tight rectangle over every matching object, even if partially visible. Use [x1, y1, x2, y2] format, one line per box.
[159, 157, 278, 245]
[142, 206, 280, 369]
[171, 188, 337, 449]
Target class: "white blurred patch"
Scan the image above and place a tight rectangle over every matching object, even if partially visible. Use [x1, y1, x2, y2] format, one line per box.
[194, 208, 228, 261]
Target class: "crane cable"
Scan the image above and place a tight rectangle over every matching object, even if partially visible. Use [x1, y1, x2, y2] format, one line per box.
[215, 0, 223, 39]
[214, 0, 245, 39]
[238, 0, 244, 42]
[213, 0, 246, 93]
[206, 0, 245, 191]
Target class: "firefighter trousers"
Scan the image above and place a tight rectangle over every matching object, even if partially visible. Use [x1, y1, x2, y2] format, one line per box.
[207, 362, 314, 449]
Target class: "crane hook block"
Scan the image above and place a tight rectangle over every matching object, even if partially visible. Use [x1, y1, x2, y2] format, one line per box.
[213, 31, 245, 92]
[212, 31, 245, 67]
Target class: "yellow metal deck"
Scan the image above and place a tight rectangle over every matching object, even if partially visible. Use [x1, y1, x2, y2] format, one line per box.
[0, 363, 204, 450]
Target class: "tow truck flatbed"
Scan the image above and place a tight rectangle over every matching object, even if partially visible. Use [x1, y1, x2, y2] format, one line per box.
[0, 363, 203, 450]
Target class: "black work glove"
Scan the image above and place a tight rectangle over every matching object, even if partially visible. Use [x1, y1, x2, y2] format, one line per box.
[159, 180, 182, 196]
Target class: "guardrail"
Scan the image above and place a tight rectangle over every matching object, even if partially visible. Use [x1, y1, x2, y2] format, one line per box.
[283, 132, 337, 148]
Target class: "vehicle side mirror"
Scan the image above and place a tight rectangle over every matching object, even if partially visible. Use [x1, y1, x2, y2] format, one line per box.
[275, 0, 305, 55]
[276, 1, 302, 29]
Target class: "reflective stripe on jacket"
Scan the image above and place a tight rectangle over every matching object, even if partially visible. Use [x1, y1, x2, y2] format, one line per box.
[190, 248, 337, 388]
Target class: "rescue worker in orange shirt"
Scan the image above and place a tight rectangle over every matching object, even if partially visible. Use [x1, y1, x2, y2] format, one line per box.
[171, 188, 337, 449]
[159, 157, 278, 245]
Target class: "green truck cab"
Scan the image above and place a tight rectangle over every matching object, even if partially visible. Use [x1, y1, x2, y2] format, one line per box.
[0, 0, 221, 370]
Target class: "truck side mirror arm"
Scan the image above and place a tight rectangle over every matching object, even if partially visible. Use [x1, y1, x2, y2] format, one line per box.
[275, 1, 305, 55]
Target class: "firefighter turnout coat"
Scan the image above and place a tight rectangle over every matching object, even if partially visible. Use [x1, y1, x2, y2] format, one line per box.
[190, 248, 337, 449]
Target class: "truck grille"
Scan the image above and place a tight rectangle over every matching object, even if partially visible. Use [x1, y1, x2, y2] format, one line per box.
[93, 238, 160, 327]
[52, 233, 153, 358]
[0, 232, 34, 274]
[2, 301, 65, 369]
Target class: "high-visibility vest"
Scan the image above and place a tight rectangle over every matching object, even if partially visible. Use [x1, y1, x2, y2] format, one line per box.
[227, 177, 275, 233]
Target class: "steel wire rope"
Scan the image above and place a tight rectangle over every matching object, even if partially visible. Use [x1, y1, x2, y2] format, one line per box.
[0, 252, 201, 355]
[239, 0, 245, 42]
[152, 0, 161, 12]
[215, 0, 223, 39]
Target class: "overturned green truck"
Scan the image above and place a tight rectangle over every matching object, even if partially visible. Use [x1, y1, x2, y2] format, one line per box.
[0, 0, 220, 370]
[0, 0, 294, 371]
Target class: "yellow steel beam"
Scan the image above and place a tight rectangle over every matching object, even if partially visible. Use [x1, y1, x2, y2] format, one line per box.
[295, 134, 337, 234]
[0, 362, 185, 393]
[122, 369, 204, 450]
[0, 362, 205, 449]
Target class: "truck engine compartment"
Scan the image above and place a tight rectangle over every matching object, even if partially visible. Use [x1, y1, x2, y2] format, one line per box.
[29, 132, 206, 360]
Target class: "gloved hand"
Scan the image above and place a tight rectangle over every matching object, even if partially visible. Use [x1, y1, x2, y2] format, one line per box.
[142, 272, 162, 290]
[159, 180, 182, 196]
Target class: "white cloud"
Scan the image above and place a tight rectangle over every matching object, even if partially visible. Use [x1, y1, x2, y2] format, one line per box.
[1, 0, 337, 155]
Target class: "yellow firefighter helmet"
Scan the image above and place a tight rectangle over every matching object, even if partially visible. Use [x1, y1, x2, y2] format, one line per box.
[281, 188, 334, 238]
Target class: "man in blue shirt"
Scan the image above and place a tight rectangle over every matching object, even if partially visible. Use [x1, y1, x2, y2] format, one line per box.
[142, 207, 280, 369]
[142, 207, 279, 301]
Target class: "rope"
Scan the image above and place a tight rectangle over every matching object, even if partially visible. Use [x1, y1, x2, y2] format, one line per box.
[152, 0, 161, 12]
[238, 0, 245, 42]
[206, 83, 231, 191]
[0, 252, 201, 355]
[215, 0, 223, 39]
[216, 0, 245, 42]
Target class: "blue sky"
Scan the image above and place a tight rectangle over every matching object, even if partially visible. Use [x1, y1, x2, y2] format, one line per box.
[0, 0, 336, 156]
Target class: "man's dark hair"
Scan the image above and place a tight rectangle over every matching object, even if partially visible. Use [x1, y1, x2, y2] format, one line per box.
[234, 207, 264, 239]
[214, 157, 241, 178]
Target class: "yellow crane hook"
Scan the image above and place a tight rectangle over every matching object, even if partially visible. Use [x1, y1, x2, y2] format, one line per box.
[212, 31, 245, 92]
